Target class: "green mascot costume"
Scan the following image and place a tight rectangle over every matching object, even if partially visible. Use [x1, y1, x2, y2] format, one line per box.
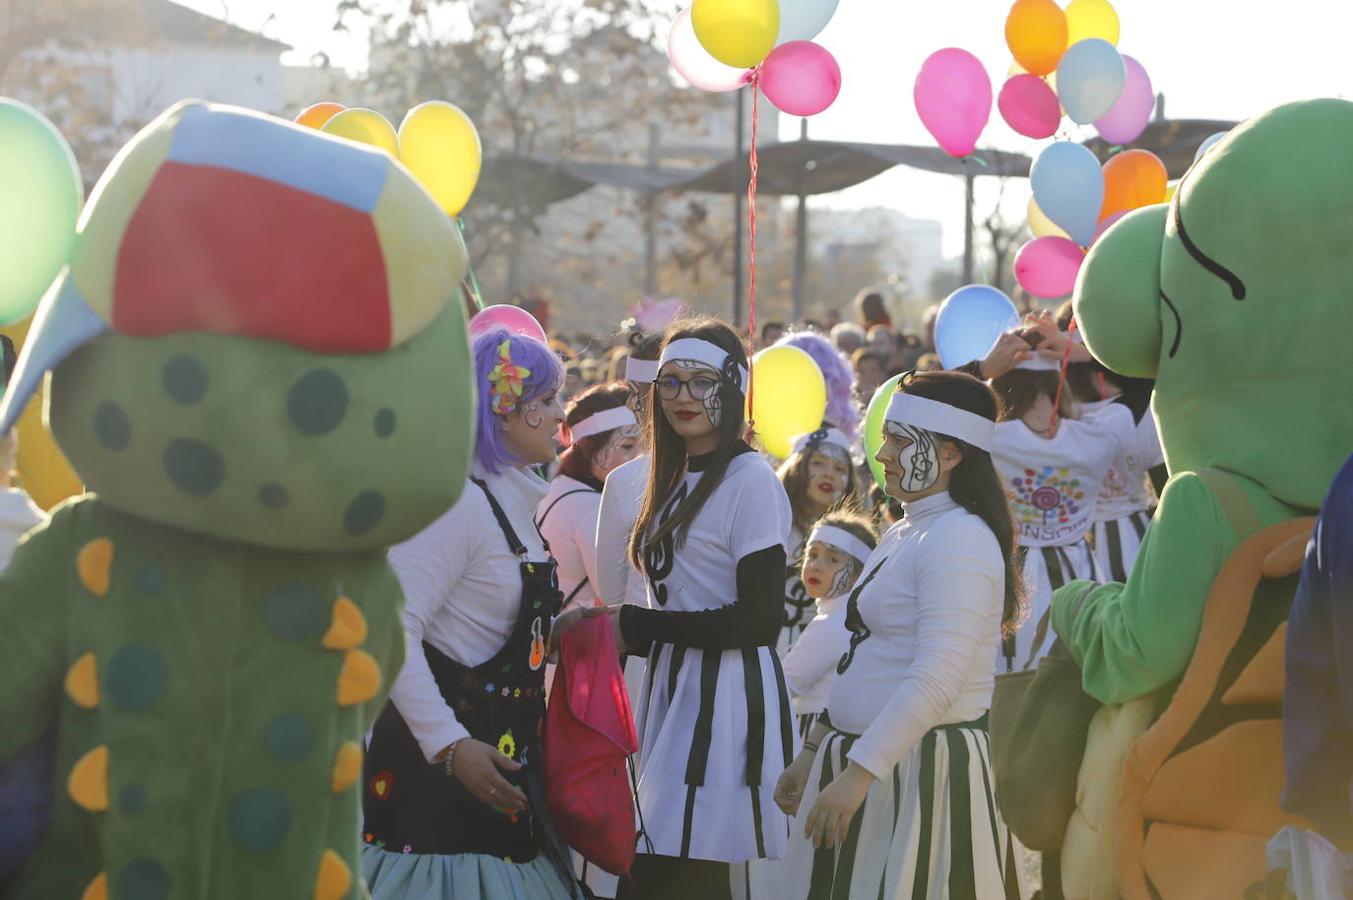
[1050, 99, 1353, 897]
[0, 102, 474, 898]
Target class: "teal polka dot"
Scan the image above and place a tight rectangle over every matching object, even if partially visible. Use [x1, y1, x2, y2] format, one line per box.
[264, 714, 315, 763]
[374, 408, 396, 438]
[229, 788, 291, 851]
[262, 583, 328, 642]
[135, 566, 165, 594]
[287, 369, 348, 436]
[163, 438, 225, 496]
[258, 483, 289, 510]
[162, 355, 208, 404]
[116, 858, 169, 900]
[343, 491, 386, 536]
[119, 784, 147, 815]
[106, 645, 168, 710]
[94, 402, 131, 451]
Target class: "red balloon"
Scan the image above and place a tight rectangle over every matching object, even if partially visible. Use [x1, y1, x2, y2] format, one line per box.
[1014, 236, 1085, 298]
[998, 74, 1060, 139]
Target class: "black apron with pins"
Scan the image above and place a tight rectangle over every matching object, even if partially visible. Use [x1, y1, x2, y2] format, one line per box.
[362, 478, 565, 863]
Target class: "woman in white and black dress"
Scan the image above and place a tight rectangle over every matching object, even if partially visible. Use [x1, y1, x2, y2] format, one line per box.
[612, 318, 795, 900]
[772, 371, 1025, 900]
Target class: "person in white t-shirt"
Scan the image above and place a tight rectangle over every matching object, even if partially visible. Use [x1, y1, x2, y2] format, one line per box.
[0, 431, 44, 571]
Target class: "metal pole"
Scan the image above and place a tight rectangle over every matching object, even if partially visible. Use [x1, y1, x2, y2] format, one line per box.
[732, 89, 746, 326]
[792, 118, 808, 323]
[644, 123, 659, 297]
[962, 169, 975, 284]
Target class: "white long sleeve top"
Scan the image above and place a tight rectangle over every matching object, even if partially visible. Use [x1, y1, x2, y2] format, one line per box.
[781, 593, 850, 716]
[386, 462, 550, 761]
[827, 492, 1004, 781]
[594, 454, 650, 609]
[535, 474, 602, 611]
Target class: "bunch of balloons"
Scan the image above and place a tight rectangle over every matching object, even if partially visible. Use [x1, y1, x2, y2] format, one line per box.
[667, 0, 842, 117]
[295, 100, 483, 218]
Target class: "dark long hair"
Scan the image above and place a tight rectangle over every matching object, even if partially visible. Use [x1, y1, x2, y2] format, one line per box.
[777, 437, 859, 538]
[628, 317, 748, 568]
[557, 382, 632, 485]
[900, 371, 1026, 638]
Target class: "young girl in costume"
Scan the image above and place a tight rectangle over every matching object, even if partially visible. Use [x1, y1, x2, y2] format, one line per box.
[771, 371, 1025, 900]
[612, 318, 794, 900]
[362, 330, 584, 900]
[776, 427, 858, 655]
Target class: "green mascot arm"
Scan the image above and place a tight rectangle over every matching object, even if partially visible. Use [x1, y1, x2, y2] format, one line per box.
[1052, 473, 1239, 705]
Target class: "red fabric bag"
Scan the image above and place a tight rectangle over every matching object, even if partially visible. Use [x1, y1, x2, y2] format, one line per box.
[544, 614, 639, 876]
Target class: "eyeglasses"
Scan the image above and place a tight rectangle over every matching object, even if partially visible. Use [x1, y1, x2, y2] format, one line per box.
[654, 373, 721, 401]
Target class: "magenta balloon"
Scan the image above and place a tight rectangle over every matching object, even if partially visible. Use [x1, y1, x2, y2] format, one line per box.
[914, 48, 992, 158]
[1091, 210, 1127, 245]
[760, 40, 842, 117]
[997, 74, 1060, 139]
[1014, 236, 1085, 299]
[1094, 55, 1154, 145]
[468, 304, 548, 342]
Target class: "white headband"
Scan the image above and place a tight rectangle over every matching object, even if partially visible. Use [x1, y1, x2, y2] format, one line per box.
[1015, 354, 1062, 372]
[790, 427, 852, 457]
[625, 356, 660, 384]
[658, 338, 750, 392]
[808, 524, 874, 568]
[569, 405, 637, 440]
[884, 392, 995, 452]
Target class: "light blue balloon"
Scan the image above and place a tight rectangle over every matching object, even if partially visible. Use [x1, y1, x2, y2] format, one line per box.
[1031, 141, 1104, 247]
[934, 285, 1020, 370]
[1193, 130, 1229, 163]
[1056, 39, 1126, 125]
[777, 0, 840, 44]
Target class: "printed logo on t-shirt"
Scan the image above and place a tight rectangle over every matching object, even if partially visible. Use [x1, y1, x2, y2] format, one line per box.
[644, 481, 689, 607]
[1011, 466, 1088, 543]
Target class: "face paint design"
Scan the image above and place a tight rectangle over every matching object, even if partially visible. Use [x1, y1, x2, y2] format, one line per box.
[885, 421, 940, 493]
[826, 556, 860, 598]
[522, 400, 544, 430]
[593, 424, 640, 473]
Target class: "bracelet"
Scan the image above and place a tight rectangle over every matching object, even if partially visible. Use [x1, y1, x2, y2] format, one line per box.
[441, 739, 466, 777]
[803, 740, 819, 754]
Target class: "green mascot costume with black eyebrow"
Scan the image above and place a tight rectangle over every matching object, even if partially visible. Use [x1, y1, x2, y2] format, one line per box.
[1050, 99, 1353, 898]
[0, 101, 474, 899]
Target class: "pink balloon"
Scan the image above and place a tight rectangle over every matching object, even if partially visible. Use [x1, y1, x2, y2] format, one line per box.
[998, 74, 1060, 140]
[1014, 236, 1085, 298]
[468, 304, 548, 342]
[914, 48, 992, 158]
[1094, 55, 1153, 145]
[760, 41, 841, 116]
[667, 8, 750, 93]
[1091, 210, 1127, 245]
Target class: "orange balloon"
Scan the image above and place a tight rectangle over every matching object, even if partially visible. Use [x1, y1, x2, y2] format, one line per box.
[295, 101, 345, 130]
[1100, 150, 1168, 221]
[1005, 0, 1068, 76]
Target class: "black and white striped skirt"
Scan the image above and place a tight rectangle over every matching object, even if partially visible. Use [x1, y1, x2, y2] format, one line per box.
[1090, 509, 1151, 583]
[772, 720, 1023, 900]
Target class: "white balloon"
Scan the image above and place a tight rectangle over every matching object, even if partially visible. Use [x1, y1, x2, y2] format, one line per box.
[667, 8, 749, 93]
[777, 0, 840, 44]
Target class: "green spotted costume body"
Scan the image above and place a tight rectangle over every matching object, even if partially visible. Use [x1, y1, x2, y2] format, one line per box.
[0, 102, 475, 899]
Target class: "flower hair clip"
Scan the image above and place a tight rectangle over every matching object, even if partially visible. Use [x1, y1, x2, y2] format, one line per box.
[488, 338, 532, 416]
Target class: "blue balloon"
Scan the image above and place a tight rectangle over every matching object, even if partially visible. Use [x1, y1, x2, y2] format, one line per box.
[1056, 39, 1126, 125]
[1031, 141, 1105, 246]
[934, 285, 1020, 370]
[777, 0, 840, 44]
[1193, 130, 1229, 163]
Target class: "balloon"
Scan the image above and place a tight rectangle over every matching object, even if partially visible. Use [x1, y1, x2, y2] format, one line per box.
[468, 305, 548, 343]
[1005, 0, 1068, 76]
[321, 107, 399, 157]
[1163, 182, 1178, 202]
[398, 101, 482, 217]
[1094, 55, 1153, 145]
[998, 74, 1061, 139]
[863, 372, 906, 491]
[933, 285, 1021, 370]
[294, 101, 345, 129]
[1030, 141, 1104, 246]
[777, 0, 838, 43]
[1015, 236, 1085, 298]
[0, 316, 82, 509]
[746, 345, 827, 459]
[667, 8, 750, 92]
[1100, 149, 1167, 221]
[1194, 131, 1229, 162]
[691, 0, 780, 68]
[1056, 38, 1126, 124]
[0, 99, 82, 326]
[1091, 210, 1127, 244]
[1065, 0, 1120, 46]
[914, 48, 992, 158]
[760, 41, 841, 116]
[1028, 197, 1070, 239]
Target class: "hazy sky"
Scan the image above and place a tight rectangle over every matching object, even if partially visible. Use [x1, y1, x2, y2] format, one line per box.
[185, 0, 1353, 256]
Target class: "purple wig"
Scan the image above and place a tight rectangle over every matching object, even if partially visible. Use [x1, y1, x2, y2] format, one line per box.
[473, 328, 565, 474]
[777, 331, 861, 443]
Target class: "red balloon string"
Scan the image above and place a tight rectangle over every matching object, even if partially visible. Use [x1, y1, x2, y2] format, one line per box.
[745, 74, 762, 437]
[1048, 316, 1079, 435]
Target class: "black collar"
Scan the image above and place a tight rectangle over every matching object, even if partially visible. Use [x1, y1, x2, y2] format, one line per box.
[688, 440, 754, 473]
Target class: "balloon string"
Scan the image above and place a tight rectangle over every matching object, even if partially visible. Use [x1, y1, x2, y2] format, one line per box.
[456, 218, 485, 312]
[746, 74, 761, 437]
[1049, 316, 1078, 434]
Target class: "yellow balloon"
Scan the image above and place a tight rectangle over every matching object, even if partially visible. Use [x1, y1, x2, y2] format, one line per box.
[691, 0, 780, 68]
[0, 316, 83, 509]
[398, 101, 483, 217]
[1028, 197, 1070, 239]
[1065, 0, 1120, 47]
[321, 108, 399, 157]
[1007, 60, 1028, 78]
[1005, 0, 1067, 77]
[1163, 182, 1177, 202]
[745, 345, 826, 460]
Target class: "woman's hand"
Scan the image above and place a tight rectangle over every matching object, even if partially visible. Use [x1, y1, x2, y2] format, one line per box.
[804, 763, 875, 849]
[977, 332, 1031, 380]
[549, 605, 606, 660]
[444, 739, 528, 813]
[773, 750, 816, 817]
